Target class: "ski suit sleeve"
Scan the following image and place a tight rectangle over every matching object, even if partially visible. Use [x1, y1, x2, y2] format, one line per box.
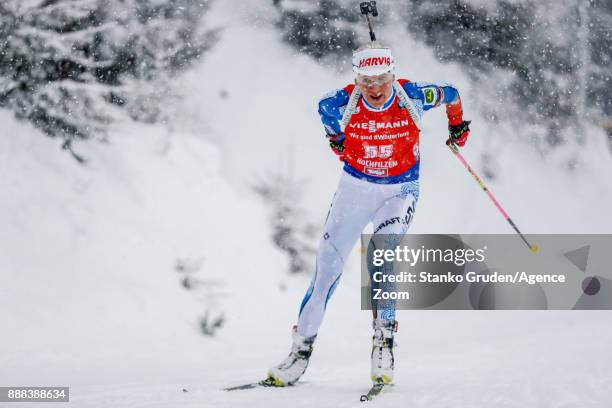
[318, 88, 350, 136]
[401, 80, 464, 126]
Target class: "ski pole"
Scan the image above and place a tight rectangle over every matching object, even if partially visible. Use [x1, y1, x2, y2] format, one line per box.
[446, 141, 539, 253]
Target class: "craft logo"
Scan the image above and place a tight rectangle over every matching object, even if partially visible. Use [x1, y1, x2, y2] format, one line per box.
[358, 57, 392, 68]
[372, 203, 416, 233]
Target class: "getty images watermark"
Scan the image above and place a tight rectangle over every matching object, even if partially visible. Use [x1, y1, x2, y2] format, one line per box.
[360, 234, 612, 310]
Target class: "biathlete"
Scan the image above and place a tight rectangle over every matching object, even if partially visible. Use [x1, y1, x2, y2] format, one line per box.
[267, 43, 471, 386]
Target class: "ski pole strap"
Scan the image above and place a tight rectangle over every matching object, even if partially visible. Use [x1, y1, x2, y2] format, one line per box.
[340, 86, 362, 132]
[393, 81, 421, 130]
[340, 82, 422, 132]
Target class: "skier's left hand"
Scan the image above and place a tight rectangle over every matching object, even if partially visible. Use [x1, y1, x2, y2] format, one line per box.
[447, 120, 471, 147]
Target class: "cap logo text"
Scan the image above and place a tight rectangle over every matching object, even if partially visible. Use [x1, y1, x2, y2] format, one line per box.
[358, 57, 391, 68]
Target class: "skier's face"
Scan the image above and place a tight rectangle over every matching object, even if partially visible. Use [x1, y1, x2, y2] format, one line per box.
[356, 73, 394, 108]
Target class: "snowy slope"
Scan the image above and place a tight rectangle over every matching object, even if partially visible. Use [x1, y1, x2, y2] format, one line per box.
[1, 0, 611, 407]
[0, 111, 289, 387]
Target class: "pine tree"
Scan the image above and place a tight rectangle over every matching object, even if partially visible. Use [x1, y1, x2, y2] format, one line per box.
[272, 0, 359, 60]
[404, 0, 612, 151]
[253, 171, 317, 275]
[0, 0, 216, 147]
[588, 0, 612, 136]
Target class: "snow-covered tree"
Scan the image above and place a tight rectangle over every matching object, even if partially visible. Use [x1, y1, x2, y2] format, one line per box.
[588, 0, 612, 148]
[254, 172, 317, 275]
[0, 0, 216, 149]
[403, 0, 611, 151]
[272, 0, 358, 61]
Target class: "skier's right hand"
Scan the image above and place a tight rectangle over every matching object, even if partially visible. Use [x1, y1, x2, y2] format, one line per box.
[327, 133, 345, 157]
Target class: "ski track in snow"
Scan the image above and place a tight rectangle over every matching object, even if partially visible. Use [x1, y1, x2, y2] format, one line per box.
[1, 0, 611, 407]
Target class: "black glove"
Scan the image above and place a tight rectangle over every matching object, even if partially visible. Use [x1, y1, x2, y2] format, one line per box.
[448, 120, 471, 147]
[327, 133, 345, 155]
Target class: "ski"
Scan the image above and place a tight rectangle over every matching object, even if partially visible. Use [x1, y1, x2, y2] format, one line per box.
[223, 377, 298, 391]
[360, 382, 393, 402]
[223, 383, 262, 391]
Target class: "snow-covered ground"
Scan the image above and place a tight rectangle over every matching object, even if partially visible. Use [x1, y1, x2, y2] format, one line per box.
[1, 0, 611, 407]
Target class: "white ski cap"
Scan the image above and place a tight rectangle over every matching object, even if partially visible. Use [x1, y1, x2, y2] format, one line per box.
[352, 44, 395, 76]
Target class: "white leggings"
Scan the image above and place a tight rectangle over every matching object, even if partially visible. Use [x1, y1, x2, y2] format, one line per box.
[296, 171, 419, 337]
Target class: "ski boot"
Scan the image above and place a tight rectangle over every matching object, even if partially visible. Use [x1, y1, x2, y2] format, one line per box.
[266, 326, 316, 386]
[371, 319, 397, 384]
